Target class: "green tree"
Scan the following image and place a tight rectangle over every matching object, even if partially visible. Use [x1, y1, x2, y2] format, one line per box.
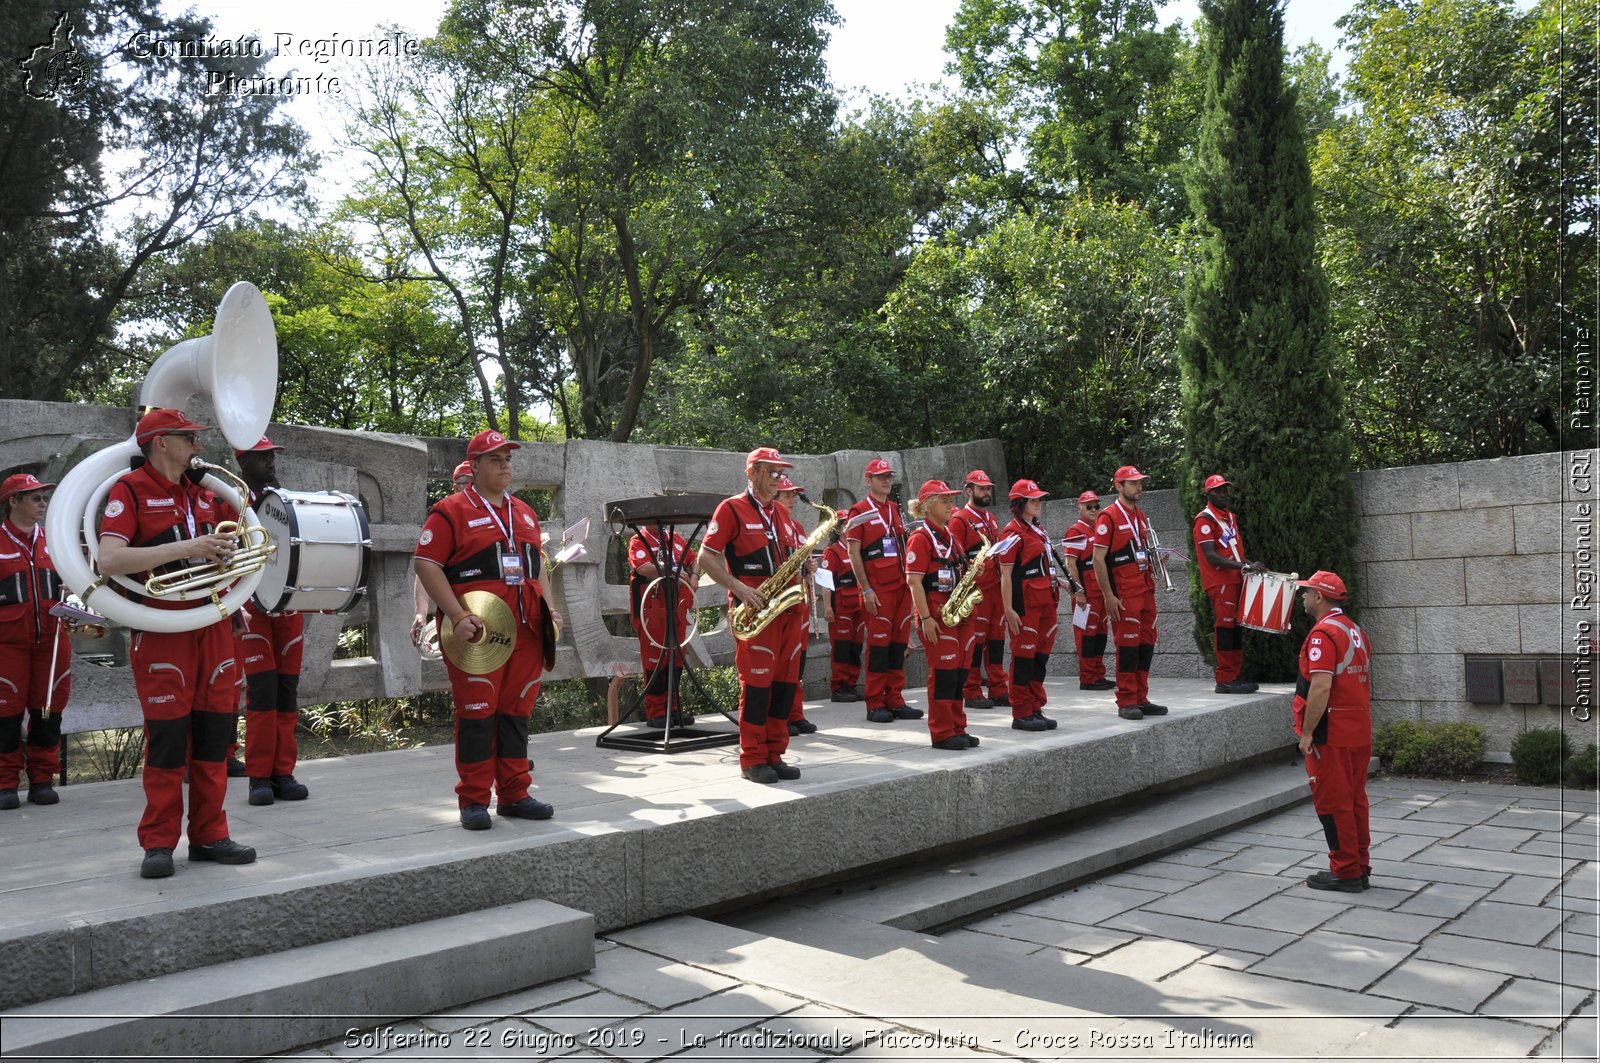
[1177, 0, 1357, 679]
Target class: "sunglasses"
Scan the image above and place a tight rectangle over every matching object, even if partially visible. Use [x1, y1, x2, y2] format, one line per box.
[165, 432, 199, 446]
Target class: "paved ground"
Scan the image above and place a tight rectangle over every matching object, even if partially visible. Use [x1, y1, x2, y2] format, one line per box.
[272, 777, 1598, 1062]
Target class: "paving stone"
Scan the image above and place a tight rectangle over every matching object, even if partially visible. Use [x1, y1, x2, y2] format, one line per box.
[1371, 856, 1509, 889]
[1126, 859, 1219, 883]
[1479, 977, 1590, 1028]
[960, 911, 1131, 953]
[1564, 911, 1600, 936]
[1157, 847, 1230, 866]
[1419, 933, 1600, 990]
[1011, 882, 1165, 925]
[1442, 824, 1540, 850]
[1445, 900, 1568, 946]
[1227, 893, 1346, 934]
[1403, 843, 1573, 880]
[524, 989, 657, 1039]
[1403, 798, 1515, 825]
[1561, 862, 1600, 900]
[1354, 1013, 1549, 1059]
[1081, 938, 1210, 980]
[1198, 949, 1263, 971]
[1486, 807, 1584, 832]
[1102, 909, 1298, 955]
[1093, 870, 1188, 893]
[1393, 881, 1491, 918]
[1369, 833, 1438, 861]
[1485, 874, 1561, 907]
[1535, 996, 1598, 1059]
[1520, 838, 1600, 861]
[1548, 931, 1599, 955]
[1159, 962, 1409, 1020]
[424, 983, 599, 1033]
[939, 928, 1051, 960]
[1141, 871, 1295, 920]
[1365, 957, 1508, 1011]
[1248, 931, 1415, 991]
[578, 946, 741, 1009]
[1208, 845, 1317, 875]
[1365, 815, 1468, 839]
[1321, 907, 1447, 943]
[573, 985, 808, 1061]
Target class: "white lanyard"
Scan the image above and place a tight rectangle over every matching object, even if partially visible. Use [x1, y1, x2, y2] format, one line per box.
[926, 522, 955, 562]
[468, 486, 517, 549]
[1112, 500, 1146, 553]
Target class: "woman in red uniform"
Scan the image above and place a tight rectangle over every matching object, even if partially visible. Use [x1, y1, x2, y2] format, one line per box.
[628, 519, 697, 728]
[0, 474, 69, 808]
[905, 480, 977, 750]
[995, 480, 1064, 732]
[774, 477, 817, 736]
[818, 528, 863, 702]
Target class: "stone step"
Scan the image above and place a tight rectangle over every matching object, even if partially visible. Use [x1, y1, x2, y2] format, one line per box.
[0, 898, 594, 1063]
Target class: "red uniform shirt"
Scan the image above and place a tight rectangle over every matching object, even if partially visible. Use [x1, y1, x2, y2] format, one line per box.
[818, 541, 860, 608]
[993, 517, 1058, 595]
[1092, 499, 1156, 598]
[948, 502, 1002, 592]
[100, 463, 226, 611]
[904, 522, 962, 613]
[844, 497, 905, 590]
[1193, 504, 1245, 591]
[1061, 517, 1101, 600]
[0, 520, 63, 641]
[703, 490, 795, 601]
[415, 487, 545, 624]
[1294, 608, 1372, 746]
[629, 527, 694, 613]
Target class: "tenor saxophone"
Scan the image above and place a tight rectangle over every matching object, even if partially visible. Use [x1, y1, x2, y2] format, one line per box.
[940, 534, 995, 627]
[730, 500, 840, 640]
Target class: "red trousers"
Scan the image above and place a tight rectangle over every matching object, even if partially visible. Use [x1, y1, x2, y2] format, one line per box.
[1305, 743, 1372, 880]
[1111, 592, 1158, 709]
[1073, 590, 1108, 684]
[0, 632, 70, 787]
[443, 619, 543, 809]
[919, 598, 973, 743]
[863, 578, 913, 711]
[962, 586, 1010, 700]
[242, 611, 305, 779]
[131, 623, 239, 849]
[828, 598, 865, 692]
[1206, 582, 1243, 684]
[1007, 587, 1060, 718]
[734, 607, 802, 770]
[636, 584, 691, 721]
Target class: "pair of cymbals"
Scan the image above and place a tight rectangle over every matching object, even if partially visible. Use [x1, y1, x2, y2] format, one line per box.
[441, 590, 517, 674]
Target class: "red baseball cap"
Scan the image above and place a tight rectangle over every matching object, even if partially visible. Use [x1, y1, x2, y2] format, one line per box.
[0, 473, 55, 504]
[135, 407, 209, 446]
[916, 479, 961, 504]
[467, 429, 521, 458]
[1296, 570, 1348, 600]
[1203, 474, 1232, 492]
[1009, 479, 1047, 500]
[1113, 465, 1150, 483]
[234, 435, 285, 459]
[864, 458, 893, 478]
[1077, 489, 1101, 505]
[964, 469, 994, 487]
[776, 476, 803, 493]
[451, 460, 473, 482]
[745, 446, 793, 472]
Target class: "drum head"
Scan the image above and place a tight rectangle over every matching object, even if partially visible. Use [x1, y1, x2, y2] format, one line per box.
[251, 488, 296, 611]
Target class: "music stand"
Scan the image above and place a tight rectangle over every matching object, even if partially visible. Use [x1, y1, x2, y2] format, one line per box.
[596, 494, 739, 753]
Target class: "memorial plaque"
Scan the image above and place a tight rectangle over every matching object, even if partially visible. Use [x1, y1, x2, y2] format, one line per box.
[1464, 659, 1504, 705]
[1502, 659, 1540, 704]
[1538, 659, 1576, 707]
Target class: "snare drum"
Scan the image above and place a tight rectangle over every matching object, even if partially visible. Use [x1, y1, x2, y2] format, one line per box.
[252, 488, 373, 614]
[1239, 569, 1299, 634]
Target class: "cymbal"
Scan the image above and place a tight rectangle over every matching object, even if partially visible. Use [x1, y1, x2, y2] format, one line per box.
[442, 590, 517, 674]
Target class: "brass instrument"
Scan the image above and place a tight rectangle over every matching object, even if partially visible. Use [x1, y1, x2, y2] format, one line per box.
[731, 500, 840, 641]
[141, 460, 277, 600]
[941, 534, 995, 628]
[1145, 516, 1175, 592]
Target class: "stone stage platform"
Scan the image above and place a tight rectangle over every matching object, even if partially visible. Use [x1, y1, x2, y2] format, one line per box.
[0, 678, 1300, 1037]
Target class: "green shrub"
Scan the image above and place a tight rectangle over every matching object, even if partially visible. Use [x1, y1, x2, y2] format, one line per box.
[1380, 721, 1487, 776]
[1510, 728, 1572, 785]
[1564, 744, 1600, 789]
[1374, 720, 1423, 762]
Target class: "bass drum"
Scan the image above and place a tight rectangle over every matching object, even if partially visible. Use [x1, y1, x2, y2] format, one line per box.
[252, 488, 373, 613]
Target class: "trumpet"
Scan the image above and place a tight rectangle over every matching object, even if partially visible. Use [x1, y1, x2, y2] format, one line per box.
[1146, 518, 1175, 592]
[142, 460, 277, 600]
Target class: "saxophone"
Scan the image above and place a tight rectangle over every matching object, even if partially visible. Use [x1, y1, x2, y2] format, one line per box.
[731, 500, 841, 640]
[940, 534, 995, 627]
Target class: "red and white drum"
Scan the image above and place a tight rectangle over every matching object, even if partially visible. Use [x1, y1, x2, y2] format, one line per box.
[1239, 570, 1298, 634]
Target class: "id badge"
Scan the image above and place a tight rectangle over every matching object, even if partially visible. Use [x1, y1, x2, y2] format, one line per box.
[881, 537, 898, 559]
[937, 566, 955, 593]
[499, 547, 524, 586]
[1134, 549, 1149, 572]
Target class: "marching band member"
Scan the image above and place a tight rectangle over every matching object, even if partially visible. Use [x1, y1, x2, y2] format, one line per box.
[233, 438, 310, 806]
[97, 408, 256, 878]
[1193, 474, 1264, 694]
[411, 461, 474, 648]
[1092, 466, 1165, 721]
[774, 478, 818, 736]
[948, 470, 1009, 710]
[905, 480, 978, 750]
[1062, 490, 1115, 691]
[0, 474, 68, 808]
[818, 527, 863, 702]
[698, 448, 804, 784]
[846, 459, 919, 724]
[414, 430, 562, 830]
[994, 480, 1064, 732]
[628, 518, 697, 729]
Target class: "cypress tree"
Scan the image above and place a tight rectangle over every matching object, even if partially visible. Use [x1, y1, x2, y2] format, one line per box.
[1177, 0, 1358, 680]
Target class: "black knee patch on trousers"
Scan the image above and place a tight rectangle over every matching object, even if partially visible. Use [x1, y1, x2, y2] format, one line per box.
[276, 673, 301, 713]
[246, 671, 277, 713]
[741, 684, 772, 726]
[145, 717, 189, 770]
[1117, 645, 1140, 675]
[867, 644, 891, 673]
[1034, 653, 1049, 680]
[933, 668, 965, 701]
[769, 682, 794, 720]
[1082, 633, 1107, 658]
[645, 667, 671, 695]
[969, 641, 985, 669]
[191, 711, 235, 762]
[1216, 627, 1243, 651]
[833, 640, 862, 666]
[26, 709, 61, 749]
[458, 714, 494, 764]
[886, 642, 907, 671]
[1137, 642, 1155, 673]
[496, 713, 529, 761]
[0, 714, 22, 754]
[1318, 812, 1340, 853]
[1012, 654, 1033, 686]
[988, 638, 1005, 663]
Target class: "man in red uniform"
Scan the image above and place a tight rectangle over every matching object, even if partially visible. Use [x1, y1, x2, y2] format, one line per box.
[1292, 570, 1372, 892]
[628, 519, 696, 729]
[233, 437, 310, 806]
[846, 458, 919, 723]
[818, 529, 863, 702]
[905, 480, 977, 750]
[1193, 474, 1264, 694]
[415, 429, 562, 830]
[1092, 466, 1164, 722]
[699, 447, 804, 783]
[1061, 489, 1114, 691]
[948, 470, 1009, 709]
[98, 408, 256, 879]
[0, 474, 69, 808]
